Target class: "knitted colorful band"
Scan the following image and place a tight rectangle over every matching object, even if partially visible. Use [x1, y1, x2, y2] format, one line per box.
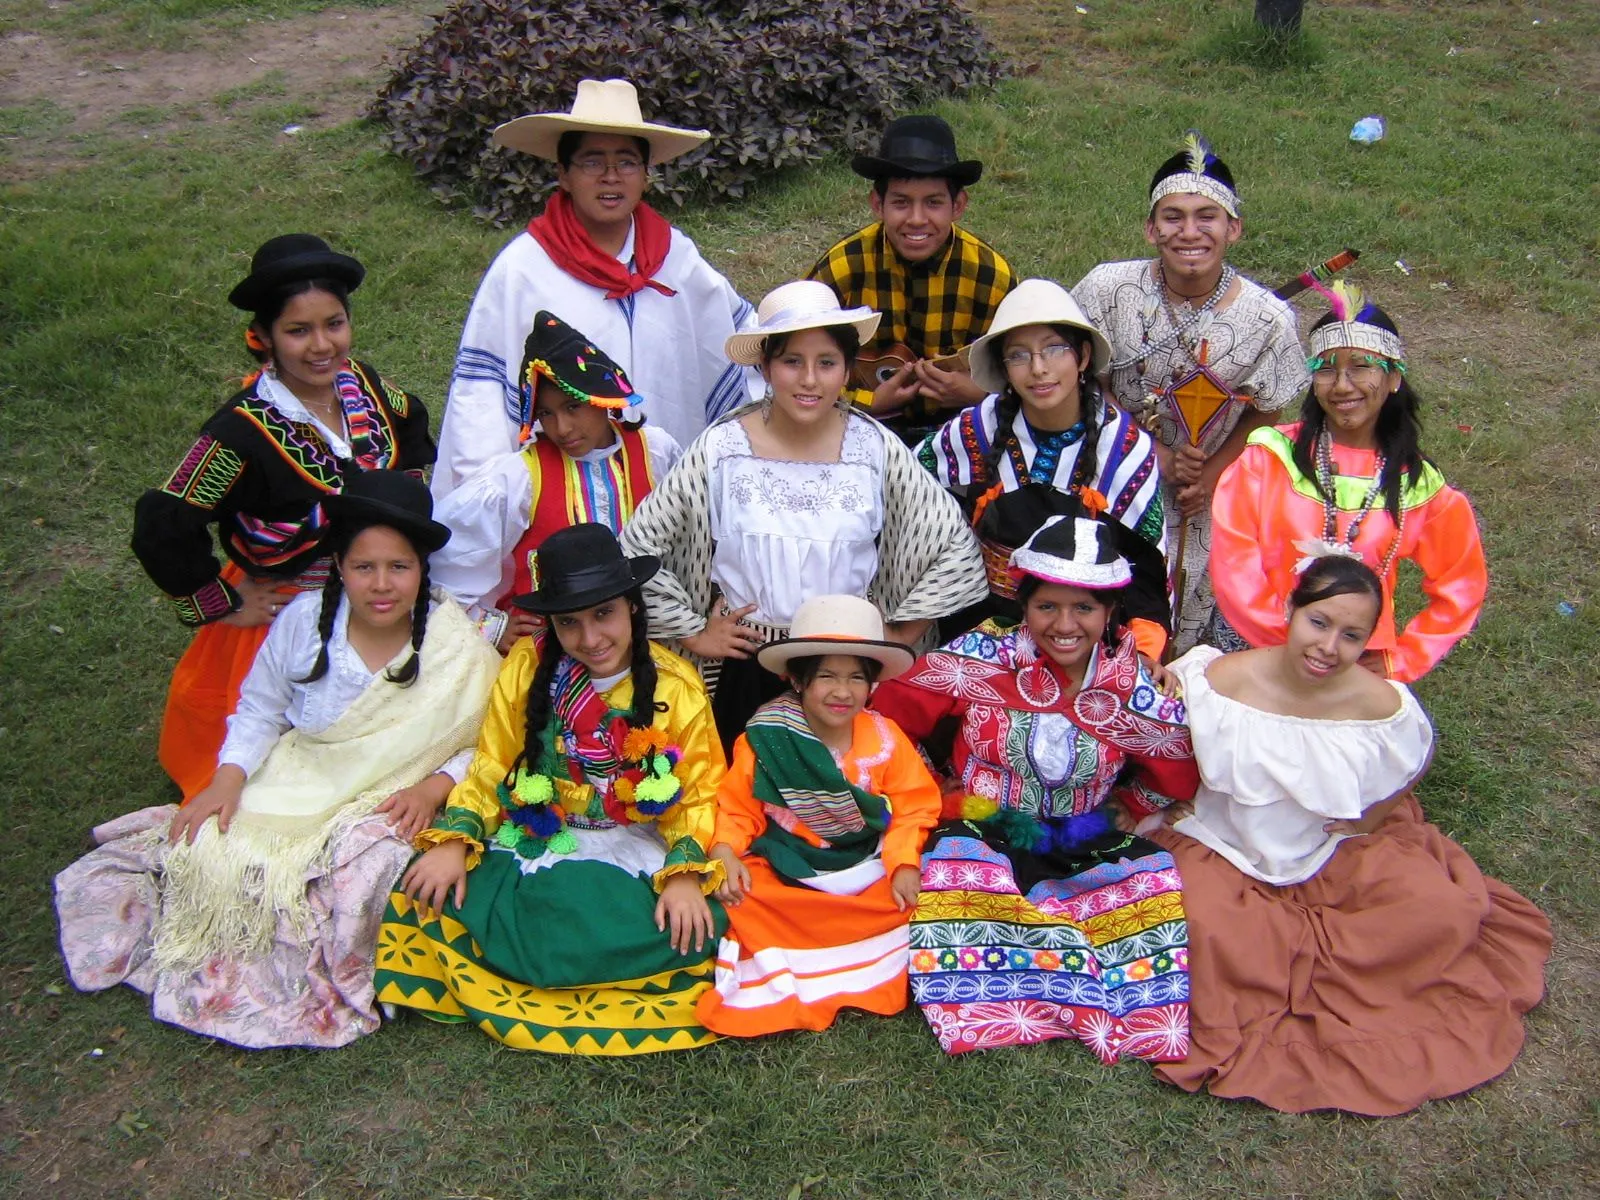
[525, 355, 642, 411]
[1149, 173, 1240, 218]
[1307, 321, 1406, 364]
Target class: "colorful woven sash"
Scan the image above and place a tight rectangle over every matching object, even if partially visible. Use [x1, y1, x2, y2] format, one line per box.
[746, 694, 888, 880]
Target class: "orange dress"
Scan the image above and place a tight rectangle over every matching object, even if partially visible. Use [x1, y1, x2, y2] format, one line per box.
[1210, 423, 1487, 681]
[696, 707, 942, 1037]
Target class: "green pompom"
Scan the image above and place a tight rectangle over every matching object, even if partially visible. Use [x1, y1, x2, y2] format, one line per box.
[494, 823, 522, 849]
[514, 771, 554, 806]
[634, 774, 681, 804]
[548, 829, 579, 856]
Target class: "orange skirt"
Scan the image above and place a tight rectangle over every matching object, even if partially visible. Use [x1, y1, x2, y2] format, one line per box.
[1149, 796, 1551, 1115]
[696, 858, 912, 1037]
[156, 565, 304, 801]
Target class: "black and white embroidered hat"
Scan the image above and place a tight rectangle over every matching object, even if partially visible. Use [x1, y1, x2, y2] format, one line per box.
[1009, 514, 1132, 590]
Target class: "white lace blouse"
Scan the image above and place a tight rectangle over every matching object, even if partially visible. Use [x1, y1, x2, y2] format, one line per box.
[218, 589, 475, 782]
[1169, 646, 1434, 885]
[706, 415, 885, 627]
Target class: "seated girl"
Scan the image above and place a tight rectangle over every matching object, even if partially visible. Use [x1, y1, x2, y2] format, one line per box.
[132, 234, 436, 800]
[915, 279, 1171, 657]
[57, 472, 500, 1048]
[375, 523, 729, 1054]
[1151, 555, 1551, 1115]
[430, 312, 682, 652]
[696, 595, 942, 1036]
[872, 509, 1200, 1059]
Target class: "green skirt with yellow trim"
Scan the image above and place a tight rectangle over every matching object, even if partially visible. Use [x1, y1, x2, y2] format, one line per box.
[375, 842, 727, 1055]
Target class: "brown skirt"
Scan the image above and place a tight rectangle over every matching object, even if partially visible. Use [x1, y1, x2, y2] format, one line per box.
[1149, 796, 1551, 1116]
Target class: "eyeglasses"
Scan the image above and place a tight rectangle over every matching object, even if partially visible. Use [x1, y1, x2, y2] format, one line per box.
[1001, 343, 1076, 370]
[570, 155, 646, 178]
[1311, 364, 1388, 388]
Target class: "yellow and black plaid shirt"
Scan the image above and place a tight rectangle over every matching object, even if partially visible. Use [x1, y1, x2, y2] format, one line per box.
[809, 221, 1016, 418]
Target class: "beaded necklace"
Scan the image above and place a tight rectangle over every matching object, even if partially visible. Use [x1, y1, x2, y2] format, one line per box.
[1108, 262, 1237, 372]
[1314, 429, 1406, 575]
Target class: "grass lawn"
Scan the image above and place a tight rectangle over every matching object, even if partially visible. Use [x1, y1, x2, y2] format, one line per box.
[3, 0, 1598, 1196]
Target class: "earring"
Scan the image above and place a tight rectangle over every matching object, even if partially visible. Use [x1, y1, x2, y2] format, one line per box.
[760, 384, 774, 423]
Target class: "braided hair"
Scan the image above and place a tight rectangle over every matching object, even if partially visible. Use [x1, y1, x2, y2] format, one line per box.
[502, 587, 660, 786]
[981, 325, 1102, 493]
[297, 521, 430, 687]
[1292, 305, 1428, 525]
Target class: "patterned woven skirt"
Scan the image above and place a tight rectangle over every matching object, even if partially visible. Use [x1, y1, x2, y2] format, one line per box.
[374, 825, 728, 1055]
[909, 823, 1189, 1060]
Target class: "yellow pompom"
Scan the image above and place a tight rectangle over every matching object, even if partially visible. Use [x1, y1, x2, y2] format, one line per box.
[960, 794, 999, 821]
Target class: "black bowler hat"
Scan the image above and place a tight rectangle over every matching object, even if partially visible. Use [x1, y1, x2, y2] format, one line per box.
[228, 233, 366, 312]
[512, 523, 659, 614]
[851, 115, 983, 188]
[322, 470, 452, 554]
[521, 311, 639, 411]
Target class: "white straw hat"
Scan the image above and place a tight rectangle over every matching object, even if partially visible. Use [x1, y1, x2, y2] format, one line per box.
[724, 280, 882, 367]
[491, 78, 710, 164]
[967, 278, 1113, 394]
[756, 595, 915, 681]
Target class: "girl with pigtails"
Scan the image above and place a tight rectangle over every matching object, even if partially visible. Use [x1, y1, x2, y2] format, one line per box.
[915, 279, 1172, 658]
[57, 473, 501, 1048]
[376, 523, 732, 1055]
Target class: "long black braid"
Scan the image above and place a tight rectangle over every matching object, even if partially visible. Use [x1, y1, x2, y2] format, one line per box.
[296, 526, 430, 687]
[385, 556, 429, 686]
[502, 587, 660, 787]
[981, 328, 1100, 492]
[296, 562, 345, 684]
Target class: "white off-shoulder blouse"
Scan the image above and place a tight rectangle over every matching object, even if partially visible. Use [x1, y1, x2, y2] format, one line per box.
[1169, 645, 1434, 885]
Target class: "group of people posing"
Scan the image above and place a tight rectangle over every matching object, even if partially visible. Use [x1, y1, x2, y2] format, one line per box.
[55, 79, 1550, 1118]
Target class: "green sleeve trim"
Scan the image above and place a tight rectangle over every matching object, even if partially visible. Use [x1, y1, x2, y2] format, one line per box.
[434, 807, 486, 843]
[1247, 425, 1446, 511]
[661, 836, 708, 870]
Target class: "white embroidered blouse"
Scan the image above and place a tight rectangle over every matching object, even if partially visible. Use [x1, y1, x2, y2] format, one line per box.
[218, 589, 475, 782]
[705, 416, 885, 627]
[1169, 646, 1434, 885]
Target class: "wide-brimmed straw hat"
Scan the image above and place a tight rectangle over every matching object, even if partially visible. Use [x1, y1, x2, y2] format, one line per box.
[511, 522, 659, 615]
[228, 233, 365, 312]
[1009, 513, 1131, 591]
[491, 78, 710, 164]
[756, 595, 915, 681]
[967, 279, 1113, 393]
[724, 280, 881, 367]
[322, 470, 451, 554]
[851, 115, 983, 189]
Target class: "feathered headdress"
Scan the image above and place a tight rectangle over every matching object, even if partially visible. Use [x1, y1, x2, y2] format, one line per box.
[1149, 129, 1239, 217]
[1307, 280, 1406, 365]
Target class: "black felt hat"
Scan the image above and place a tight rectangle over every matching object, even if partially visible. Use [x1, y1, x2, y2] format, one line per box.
[322, 470, 451, 554]
[851, 115, 983, 188]
[228, 234, 366, 312]
[521, 311, 639, 410]
[512, 523, 659, 614]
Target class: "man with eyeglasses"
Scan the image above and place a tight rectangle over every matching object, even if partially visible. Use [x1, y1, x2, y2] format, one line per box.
[432, 79, 761, 497]
[807, 115, 1016, 446]
[1071, 135, 1308, 653]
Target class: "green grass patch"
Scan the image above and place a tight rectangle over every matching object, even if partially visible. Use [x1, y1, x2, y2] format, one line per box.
[0, 0, 409, 50]
[3, 0, 1599, 1196]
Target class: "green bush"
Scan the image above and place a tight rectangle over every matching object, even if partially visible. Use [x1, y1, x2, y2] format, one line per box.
[371, 0, 1002, 223]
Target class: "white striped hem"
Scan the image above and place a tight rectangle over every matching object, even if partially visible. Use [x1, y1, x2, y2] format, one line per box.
[711, 926, 909, 1011]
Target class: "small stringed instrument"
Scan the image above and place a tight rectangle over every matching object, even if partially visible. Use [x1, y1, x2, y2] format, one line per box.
[851, 343, 971, 392]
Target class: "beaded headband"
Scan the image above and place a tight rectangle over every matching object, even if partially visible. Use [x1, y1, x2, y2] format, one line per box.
[1305, 281, 1406, 364]
[1149, 132, 1240, 218]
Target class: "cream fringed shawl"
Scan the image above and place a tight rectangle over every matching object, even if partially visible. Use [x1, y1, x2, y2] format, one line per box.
[154, 594, 501, 970]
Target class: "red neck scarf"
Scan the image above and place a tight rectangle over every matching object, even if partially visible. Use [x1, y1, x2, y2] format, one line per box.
[526, 190, 678, 300]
